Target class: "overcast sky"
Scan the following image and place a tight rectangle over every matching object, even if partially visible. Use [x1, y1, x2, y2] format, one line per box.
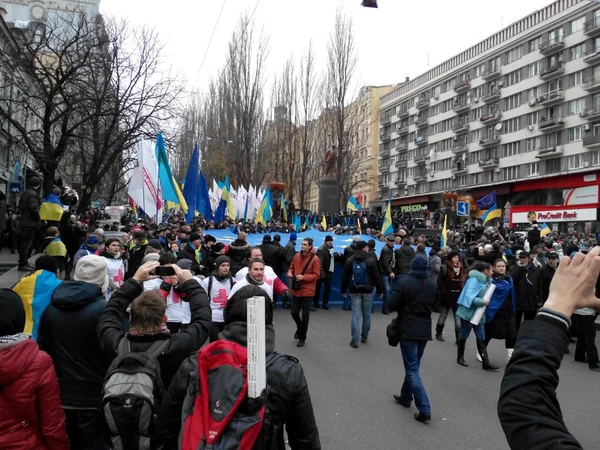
[99, 0, 553, 98]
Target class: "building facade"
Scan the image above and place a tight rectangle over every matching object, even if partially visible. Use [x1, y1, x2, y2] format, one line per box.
[377, 0, 600, 232]
[1, 0, 100, 24]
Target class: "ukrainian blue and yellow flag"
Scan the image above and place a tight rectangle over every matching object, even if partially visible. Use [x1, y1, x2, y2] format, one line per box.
[281, 194, 288, 222]
[540, 223, 551, 237]
[347, 195, 361, 212]
[382, 196, 393, 236]
[481, 203, 502, 224]
[40, 193, 64, 222]
[222, 176, 237, 219]
[256, 189, 273, 225]
[441, 214, 447, 247]
[13, 270, 62, 341]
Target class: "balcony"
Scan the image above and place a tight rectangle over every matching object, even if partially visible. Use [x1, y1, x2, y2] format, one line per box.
[415, 136, 428, 146]
[540, 64, 564, 81]
[381, 115, 391, 126]
[452, 121, 470, 135]
[396, 125, 409, 136]
[482, 88, 501, 103]
[416, 98, 430, 110]
[380, 133, 391, 142]
[537, 90, 564, 107]
[452, 144, 468, 155]
[583, 135, 600, 149]
[379, 148, 390, 158]
[414, 173, 427, 182]
[584, 48, 600, 64]
[395, 159, 408, 168]
[538, 116, 565, 132]
[535, 145, 564, 159]
[583, 76, 600, 93]
[397, 108, 409, 120]
[539, 38, 565, 55]
[479, 135, 501, 148]
[480, 111, 502, 125]
[451, 165, 468, 175]
[479, 157, 499, 169]
[414, 153, 429, 164]
[394, 178, 406, 186]
[585, 19, 600, 37]
[379, 164, 390, 173]
[581, 107, 600, 121]
[415, 118, 429, 129]
[482, 66, 502, 81]
[395, 142, 408, 152]
[453, 101, 471, 114]
[454, 80, 471, 94]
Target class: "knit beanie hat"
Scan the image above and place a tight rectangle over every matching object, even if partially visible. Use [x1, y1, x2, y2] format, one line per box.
[409, 256, 429, 277]
[74, 255, 109, 294]
[290, 233, 297, 241]
[86, 235, 100, 245]
[215, 255, 231, 269]
[177, 258, 194, 271]
[0, 289, 25, 336]
[148, 239, 162, 250]
[141, 253, 160, 264]
[325, 235, 333, 242]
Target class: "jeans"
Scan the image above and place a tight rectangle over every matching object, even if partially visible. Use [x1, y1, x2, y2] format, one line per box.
[291, 296, 313, 340]
[437, 307, 460, 329]
[18, 226, 35, 266]
[350, 293, 372, 344]
[381, 275, 394, 311]
[64, 408, 105, 450]
[314, 277, 332, 307]
[459, 318, 485, 340]
[399, 340, 431, 415]
[573, 314, 599, 368]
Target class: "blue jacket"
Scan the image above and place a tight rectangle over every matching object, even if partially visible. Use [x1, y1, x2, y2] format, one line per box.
[457, 270, 490, 323]
[487, 275, 515, 322]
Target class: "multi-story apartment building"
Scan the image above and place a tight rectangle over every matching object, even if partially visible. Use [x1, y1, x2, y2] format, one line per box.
[378, 0, 600, 233]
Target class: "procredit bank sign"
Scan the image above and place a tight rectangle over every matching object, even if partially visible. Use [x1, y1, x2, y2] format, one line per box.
[512, 208, 597, 224]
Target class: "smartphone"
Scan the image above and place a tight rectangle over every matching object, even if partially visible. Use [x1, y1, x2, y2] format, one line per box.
[154, 266, 176, 277]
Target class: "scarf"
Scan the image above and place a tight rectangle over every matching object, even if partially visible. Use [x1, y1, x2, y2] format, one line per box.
[188, 241, 202, 264]
[219, 322, 276, 355]
[0, 333, 30, 344]
[128, 323, 171, 337]
[487, 275, 516, 322]
[100, 249, 121, 259]
[245, 273, 264, 286]
[79, 244, 98, 254]
[213, 271, 232, 283]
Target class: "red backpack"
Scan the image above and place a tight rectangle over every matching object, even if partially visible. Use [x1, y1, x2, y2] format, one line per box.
[180, 340, 280, 450]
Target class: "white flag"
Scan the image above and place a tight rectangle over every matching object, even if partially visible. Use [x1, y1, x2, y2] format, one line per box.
[128, 140, 160, 219]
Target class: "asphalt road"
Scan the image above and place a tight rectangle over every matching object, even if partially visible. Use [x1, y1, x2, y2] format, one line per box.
[272, 307, 600, 450]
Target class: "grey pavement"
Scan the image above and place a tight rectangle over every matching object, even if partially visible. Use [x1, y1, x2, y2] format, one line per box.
[272, 307, 600, 450]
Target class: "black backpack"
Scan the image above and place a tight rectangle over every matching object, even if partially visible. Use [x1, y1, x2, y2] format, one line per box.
[101, 337, 169, 450]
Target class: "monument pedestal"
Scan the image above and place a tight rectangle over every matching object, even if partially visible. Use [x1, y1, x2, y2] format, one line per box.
[318, 178, 339, 215]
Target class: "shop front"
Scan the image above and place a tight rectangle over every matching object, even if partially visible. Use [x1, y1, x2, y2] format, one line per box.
[510, 204, 598, 234]
[391, 195, 441, 226]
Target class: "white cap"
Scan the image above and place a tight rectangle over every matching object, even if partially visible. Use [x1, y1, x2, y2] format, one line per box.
[74, 255, 109, 294]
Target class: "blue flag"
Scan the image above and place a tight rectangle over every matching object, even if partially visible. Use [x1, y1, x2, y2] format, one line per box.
[182, 144, 199, 223]
[196, 170, 212, 221]
[476, 191, 496, 210]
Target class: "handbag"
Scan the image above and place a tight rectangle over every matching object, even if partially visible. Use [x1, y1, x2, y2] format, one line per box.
[291, 254, 315, 291]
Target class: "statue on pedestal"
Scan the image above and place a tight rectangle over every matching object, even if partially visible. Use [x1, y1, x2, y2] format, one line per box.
[323, 145, 337, 178]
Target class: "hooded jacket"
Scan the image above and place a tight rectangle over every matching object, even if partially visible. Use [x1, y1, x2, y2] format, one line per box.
[155, 323, 321, 450]
[38, 281, 108, 408]
[18, 188, 41, 228]
[341, 249, 382, 295]
[456, 270, 490, 323]
[0, 337, 69, 450]
[227, 239, 251, 276]
[394, 244, 415, 275]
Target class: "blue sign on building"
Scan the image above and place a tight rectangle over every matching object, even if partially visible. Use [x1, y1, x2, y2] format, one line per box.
[457, 201, 470, 217]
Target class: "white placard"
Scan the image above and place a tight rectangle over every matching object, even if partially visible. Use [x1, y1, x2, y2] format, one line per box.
[470, 284, 496, 326]
[247, 296, 266, 399]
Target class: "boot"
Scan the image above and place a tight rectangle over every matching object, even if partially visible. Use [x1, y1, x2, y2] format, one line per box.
[506, 348, 514, 362]
[435, 324, 444, 341]
[454, 327, 460, 346]
[457, 339, 468, 367]
[477, 340, 499, 371]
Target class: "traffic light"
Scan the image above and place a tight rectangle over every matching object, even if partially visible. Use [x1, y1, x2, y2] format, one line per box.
[362, 0, 378, 7]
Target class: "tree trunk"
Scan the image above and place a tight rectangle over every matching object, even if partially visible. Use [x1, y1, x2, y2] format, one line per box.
[41, 163, 57, 198]
[77, 189, 94, 214]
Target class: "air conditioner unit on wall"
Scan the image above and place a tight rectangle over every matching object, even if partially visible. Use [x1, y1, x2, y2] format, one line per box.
[527, 125, 534, 131]
[452, 175, 456, 180]
[583, 124, 591, 131]
[495, 168, 501, 173]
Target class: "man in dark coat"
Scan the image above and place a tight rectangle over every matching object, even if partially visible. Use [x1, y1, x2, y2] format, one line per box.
[510, 251, 542, 332]
[388, 256, 437, 424]
[379, 234, 396, 315]
[98, 260, 212, 389]
[270, 234, 286, 275]
[226, 231, 251, 277]
[315, 235, 335, 310]
[259, 235, 283, 277]
[394, 239, 415, 276]
[126, 230, 148, 279]
[538, 252, 558, 303]
[177, 232, 204, 275]
[18, 176, 41, 270]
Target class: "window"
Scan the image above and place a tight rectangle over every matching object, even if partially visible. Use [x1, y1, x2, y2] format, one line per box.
[504, 94, 521, 110]
[527, 111, 540, 126]
[528, 37, 541, 52]
[502, 166, 518, 181]
[570, 17, 585, 34]
[548, 27, 564, 45]
[475, 63, 486, 78]
[568, 154, 583, 169]
[569, 99, 585, 116]
[569, 126, 583, 142]
[471, 173, 481, 185]
[569, 44, 585, 61]
[528, 62, 541, 77]
[528, 86, 542, 100]
[526, 137, 541, 151]
[471, 129, 481, 143]
[504, 117, 520, 133]
[570, 70, 584, 87]
[546, 158, 561, 173]
[525, 162, 539, 176]
[503, 141, 520, 157]
[458, 175, 467, 187]
[506, 46, 522, 64]
[592, 150, 600, 166]
[470, 150, 482, 164]
[505, 69, 522, 87]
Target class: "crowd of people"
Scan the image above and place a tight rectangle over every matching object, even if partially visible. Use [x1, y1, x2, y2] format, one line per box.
[0, 176, 599, 449]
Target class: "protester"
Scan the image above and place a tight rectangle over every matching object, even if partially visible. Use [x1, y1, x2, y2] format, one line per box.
[510, 251, 542, 332]
[100, 237, 126, 291]
[73, 235, 100, 269]
[395, 239, 416, 276]
[229, 258, 290, 305]
[18, 176, 41, 271]
[177, 232, 204, 275]
[0, 289, 70, 450]
[315, 235, 335, 310]
[200, 255, 234, 342]
[435, 251, 465, 343]
[44, 226, 68, 279]
[389, 256, 437, 424]
[379, 234, 396, 315]
[227, 231, 251, 276]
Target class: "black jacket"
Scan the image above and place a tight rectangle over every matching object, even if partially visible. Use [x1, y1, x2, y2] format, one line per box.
[340, 250, 382, 295]
[394, 245, 415, 275]
[156, 323, 321, 450]
[126, 244, 148, 278]
[538, 265, 556, 303]
[178, 245, 202, 275]
[260, 241, 284, 276]
[270, 241, 285, 275]
[97, 278, 212, 388]
[527, 228, 541, 248]
[342, 241, 360, 265]
[316, 245, 334, 279]
[283, 241, 296, 273]
[227, 239, 251, 276]
[379, 243, 395, 275]
[38, 281, 108, 408]
[510, 263, 542, 312]
[18, 188, 40, 228]
[388, 273, 437, 341]
[498, 315, 582, 449]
